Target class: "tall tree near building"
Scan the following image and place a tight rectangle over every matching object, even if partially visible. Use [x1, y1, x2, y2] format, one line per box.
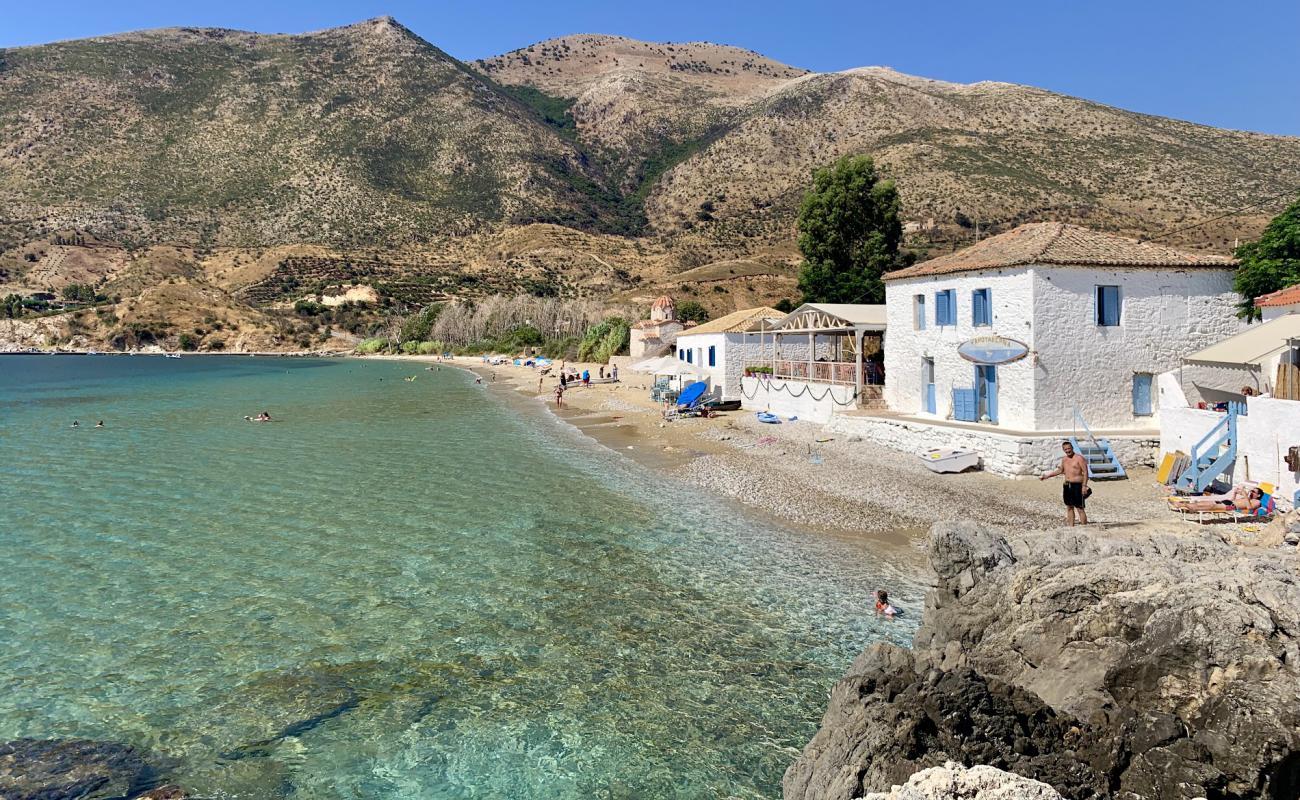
[1234, 194, 1300, 319]
[796, 155, 908, 304]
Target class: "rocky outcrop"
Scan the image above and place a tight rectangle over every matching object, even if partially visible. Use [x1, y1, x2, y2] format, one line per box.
[862, 761, 1063, 800]
[785, 521, 1300, 800]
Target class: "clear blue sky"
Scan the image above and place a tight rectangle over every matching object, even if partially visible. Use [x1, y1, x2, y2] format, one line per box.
[5, 0, 1298, 136]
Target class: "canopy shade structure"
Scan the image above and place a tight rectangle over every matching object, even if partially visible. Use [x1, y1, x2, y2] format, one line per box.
[758, 303, 888, 334]
[1184, 314, 1300, 367]
[630, 355, 681, 373]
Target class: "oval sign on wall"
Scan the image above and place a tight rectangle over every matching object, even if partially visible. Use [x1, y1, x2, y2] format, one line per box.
[957, 336, 1030, 365]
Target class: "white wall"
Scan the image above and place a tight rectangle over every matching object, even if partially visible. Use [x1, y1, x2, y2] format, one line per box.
[1029, 266, 1241, 431]
[1240, 397, 1300, 509]
[740, 376, 856, 424]
[1262, 304, 1300, 321]
[827, 414, 1157, 478]
[884, 269, 1036, 429]
[1158, 391, 1299, 510]
[677, 332, 817, 400]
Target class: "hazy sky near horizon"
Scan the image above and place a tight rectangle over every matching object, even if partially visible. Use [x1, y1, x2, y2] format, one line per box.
[4, 0, 1298, 136]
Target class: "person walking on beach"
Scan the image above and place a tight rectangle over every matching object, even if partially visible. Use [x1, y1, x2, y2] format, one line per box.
[611, 364, 619, 382]
[582, 369, 590, 387]
[1040, 440, 1089, 525]
[554, 383, 565, 407]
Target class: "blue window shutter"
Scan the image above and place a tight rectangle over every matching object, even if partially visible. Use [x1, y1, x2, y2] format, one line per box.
[972, 289, 989, 326]
[934, 292, 943, 325]
[1097, 286, 1120, 326]
[948, 291, 957, 324]
[708, 346, 716, 367]
[1133, 373, 1153, 415]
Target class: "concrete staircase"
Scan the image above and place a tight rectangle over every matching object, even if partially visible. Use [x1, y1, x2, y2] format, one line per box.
[1070, 438, 1126, 480]
[858, 386, 887, 411]
[1070, 408, 1127, 480]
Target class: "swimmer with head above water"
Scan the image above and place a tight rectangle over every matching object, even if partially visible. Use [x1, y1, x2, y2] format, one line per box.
[94, 420, 105, 428]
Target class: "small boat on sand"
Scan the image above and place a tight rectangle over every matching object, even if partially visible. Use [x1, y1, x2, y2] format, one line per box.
[920, 448, 981, 473]
[756, 411, 781, 424]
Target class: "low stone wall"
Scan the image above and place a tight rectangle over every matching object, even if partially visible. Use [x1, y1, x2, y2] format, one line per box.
[740, 377, 857, 424]
[826, 414, 1157, 478]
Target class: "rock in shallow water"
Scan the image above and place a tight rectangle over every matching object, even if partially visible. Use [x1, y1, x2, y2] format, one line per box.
[0, 738, 155, 800]
[785, 521, 1300, 800]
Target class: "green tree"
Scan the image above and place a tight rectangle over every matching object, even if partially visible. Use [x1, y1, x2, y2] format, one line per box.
[2, 294, 22, 319]
[1234, 194, 1300, 319]
[795, 155, 907, 304]
[676, 301, 710, 324]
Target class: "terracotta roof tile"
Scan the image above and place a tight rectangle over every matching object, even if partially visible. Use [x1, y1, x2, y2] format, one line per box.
[1254, 284, 1300, 308]
[884, 222, 1236, 281]
[676, 306, 784, 336]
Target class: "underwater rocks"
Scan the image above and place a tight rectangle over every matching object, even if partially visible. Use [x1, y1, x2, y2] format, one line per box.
[785, 521, 1300, 800]
[0, 738, 158, 800]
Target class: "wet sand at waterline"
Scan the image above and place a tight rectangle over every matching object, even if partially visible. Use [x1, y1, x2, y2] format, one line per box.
[376, 355, 1173, 544]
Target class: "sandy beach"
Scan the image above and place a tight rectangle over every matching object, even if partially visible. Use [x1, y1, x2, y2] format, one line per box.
[373, 355, 1177, 547]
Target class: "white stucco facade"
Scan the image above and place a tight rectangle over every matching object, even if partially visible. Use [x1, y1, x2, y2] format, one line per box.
[883, 265, 1242, 433]
[1159, 396, 1300, 511]
[675, 332, 817, 401]
[740, 376, 857, 424]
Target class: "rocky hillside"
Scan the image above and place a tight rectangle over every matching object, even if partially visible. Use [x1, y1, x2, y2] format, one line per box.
[0, 17, 619, 251]
[4, 17, 1300, 349]
[481, 41, 1300, 250]
[785, 521, 1300, 799]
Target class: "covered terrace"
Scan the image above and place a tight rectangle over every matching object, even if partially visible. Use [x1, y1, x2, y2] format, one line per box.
[744, 303, 887, 391]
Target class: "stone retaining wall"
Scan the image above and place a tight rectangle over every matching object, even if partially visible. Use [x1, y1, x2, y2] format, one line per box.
[826, 414, 1157, 478]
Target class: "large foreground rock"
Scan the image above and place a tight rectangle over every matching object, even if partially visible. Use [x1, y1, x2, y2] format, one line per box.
[862, 761, 1063, 799]
[785, 522, 1300, 800]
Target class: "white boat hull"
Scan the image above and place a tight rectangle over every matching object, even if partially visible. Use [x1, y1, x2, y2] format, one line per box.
[920, 448, 981, 473]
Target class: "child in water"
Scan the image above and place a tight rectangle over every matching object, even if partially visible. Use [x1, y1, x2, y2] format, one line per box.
[874, 589, 898, 618]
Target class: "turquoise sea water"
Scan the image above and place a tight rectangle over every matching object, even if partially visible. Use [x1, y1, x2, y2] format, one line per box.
[0, 356, 921, 799]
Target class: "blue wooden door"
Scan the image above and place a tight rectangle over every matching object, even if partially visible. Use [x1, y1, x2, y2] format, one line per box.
[976, 365, 998, 423]
[1133, 373, 1153, 416]
[922, 358, 936, 413]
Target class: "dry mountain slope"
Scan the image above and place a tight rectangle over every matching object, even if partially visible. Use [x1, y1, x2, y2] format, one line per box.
[0, 17, 619, 250]
[485, 40, 1300, 250]
[474, 36, 809, 193]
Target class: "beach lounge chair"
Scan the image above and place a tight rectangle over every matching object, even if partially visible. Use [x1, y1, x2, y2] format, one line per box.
[664, 381, 709, 419]
[1170, 483, 1277, 524]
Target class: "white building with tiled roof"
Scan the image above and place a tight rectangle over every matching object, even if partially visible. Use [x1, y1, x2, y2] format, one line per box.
[628, 295, 684, 359]
[1254, 283, 1300, 321]
[674, 306, 785, 400]
[829, 222, 1244, 476]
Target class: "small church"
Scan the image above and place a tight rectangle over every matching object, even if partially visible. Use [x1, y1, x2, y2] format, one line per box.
[629, 295, 684, 359]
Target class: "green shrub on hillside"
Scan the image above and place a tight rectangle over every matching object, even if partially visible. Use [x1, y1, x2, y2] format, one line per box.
[355, 337, 388, 354]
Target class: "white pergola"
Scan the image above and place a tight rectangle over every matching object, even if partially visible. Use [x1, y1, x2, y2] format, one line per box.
[746, 303, 887, 388]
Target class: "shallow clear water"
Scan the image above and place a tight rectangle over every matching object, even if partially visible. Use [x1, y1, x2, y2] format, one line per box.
[0, 356, 922, 799]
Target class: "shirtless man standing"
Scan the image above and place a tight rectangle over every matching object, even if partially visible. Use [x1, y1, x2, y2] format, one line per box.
[1040, 440, 1089, 525]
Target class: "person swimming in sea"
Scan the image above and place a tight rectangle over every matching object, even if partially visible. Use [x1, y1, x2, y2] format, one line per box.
[94, 420, 105, 428]
[71, 420, 79, 428]
[874, 589, 898, 618]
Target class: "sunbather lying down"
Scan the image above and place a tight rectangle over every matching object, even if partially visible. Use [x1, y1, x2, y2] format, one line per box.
[1170, 486, 1262, 513]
